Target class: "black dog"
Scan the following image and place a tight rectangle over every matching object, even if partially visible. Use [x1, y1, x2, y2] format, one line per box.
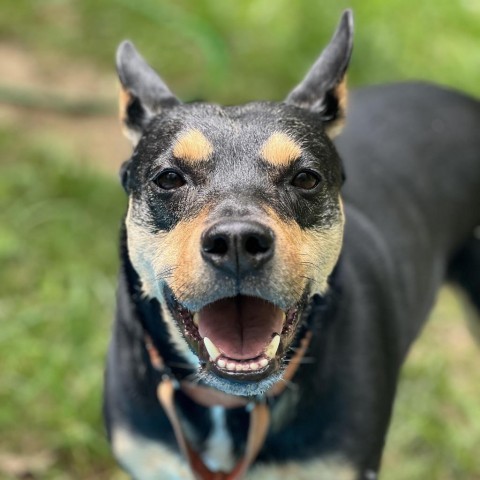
[104, 10, 480, 480]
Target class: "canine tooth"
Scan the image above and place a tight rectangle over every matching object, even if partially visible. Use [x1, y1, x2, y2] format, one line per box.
[227, 362, 236, 371]
[193, 313, 199, 326]
[259, 358, 269, 368]
[203, 337, 220, 361]
[265, 334, 281, 359]
[217, 358, 226, 368]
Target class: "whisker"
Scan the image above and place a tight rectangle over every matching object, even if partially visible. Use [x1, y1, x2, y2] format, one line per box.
[155, 266, 176, 281]
[299, 259, 317, 265]
[299, 275, 314, 282]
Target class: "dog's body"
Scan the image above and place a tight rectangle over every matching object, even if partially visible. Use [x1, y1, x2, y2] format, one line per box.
[104, 13, 480, 480]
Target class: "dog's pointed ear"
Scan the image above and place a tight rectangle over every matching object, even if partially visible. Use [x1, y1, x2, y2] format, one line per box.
[116, 40, 180, 146]
[285, 10, 353, 137]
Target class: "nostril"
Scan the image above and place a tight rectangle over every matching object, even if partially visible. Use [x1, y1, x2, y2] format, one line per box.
[203, 235, 229, 255]
[245, 235, 271, 256]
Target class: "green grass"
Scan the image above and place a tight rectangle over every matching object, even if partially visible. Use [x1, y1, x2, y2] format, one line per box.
[0, 127, 127, 478]
[384, 289, 480, 479]
[1, 0, 480, 103]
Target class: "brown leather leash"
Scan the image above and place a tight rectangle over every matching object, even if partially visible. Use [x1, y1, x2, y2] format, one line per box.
[146, 332, 312, 480]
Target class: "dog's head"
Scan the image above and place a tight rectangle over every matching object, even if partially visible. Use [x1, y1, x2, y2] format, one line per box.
[117, 11, 353, 396]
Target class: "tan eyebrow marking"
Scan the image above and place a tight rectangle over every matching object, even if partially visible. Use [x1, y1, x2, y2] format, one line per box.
[172, 129, 213, 163]
[260, 132, 302, 167]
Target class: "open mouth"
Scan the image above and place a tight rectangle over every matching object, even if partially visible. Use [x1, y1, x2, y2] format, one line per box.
[167, 293, 304, 382]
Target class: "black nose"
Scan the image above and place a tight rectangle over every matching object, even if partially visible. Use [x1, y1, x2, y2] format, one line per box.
[201, 220, 275, 275]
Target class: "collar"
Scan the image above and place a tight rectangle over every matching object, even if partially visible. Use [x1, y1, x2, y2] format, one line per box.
[144, 330, 312, 480]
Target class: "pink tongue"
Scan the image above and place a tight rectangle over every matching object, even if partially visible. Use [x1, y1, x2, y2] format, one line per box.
[197, 296, 284, 360]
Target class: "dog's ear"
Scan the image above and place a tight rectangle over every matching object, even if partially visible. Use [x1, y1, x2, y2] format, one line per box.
[285, 10, 353, 137]
[116, 41, 180, 146]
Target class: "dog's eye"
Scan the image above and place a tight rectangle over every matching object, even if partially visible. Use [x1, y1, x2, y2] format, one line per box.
[153, 170, 186, 190]
[291, 170, 321, 190]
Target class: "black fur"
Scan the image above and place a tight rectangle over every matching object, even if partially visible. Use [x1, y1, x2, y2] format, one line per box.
[104, 11, 480, 480]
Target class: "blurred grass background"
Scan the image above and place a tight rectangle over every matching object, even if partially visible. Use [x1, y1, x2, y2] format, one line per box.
[0, 1, 479, 479]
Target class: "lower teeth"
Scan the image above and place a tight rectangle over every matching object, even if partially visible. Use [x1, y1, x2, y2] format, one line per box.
[201, 331, 281, 373]
[214, 356, 270, 372]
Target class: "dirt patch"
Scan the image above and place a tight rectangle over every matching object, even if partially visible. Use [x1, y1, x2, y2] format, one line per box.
[0, 42, 131, 173]
[0, 450, 55, 478]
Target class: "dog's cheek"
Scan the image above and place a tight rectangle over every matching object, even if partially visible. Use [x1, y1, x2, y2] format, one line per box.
[264, 208, 309, 302]
[126, 203, 210, 361]
[158, 208, 211, 302]
[266, 199, 344, 299]
[126, 199, 212, 303]
[126, 203, 200, 360]
[300, 226, 344, 293]
[300, 200, 345, 293]
[125, 200, 166, 298]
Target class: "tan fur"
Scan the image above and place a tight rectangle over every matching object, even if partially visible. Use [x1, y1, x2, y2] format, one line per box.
[155, 209, 211, 296]
[126, 201, 211, 300]
[118, 85, 142, 145]
[126, 199, 208, 361]
[260, 132, 303, 167]
[265, 199, 344, 296]
[172, 129, 214, 163]
[126, 197, 344, 307]
[325, 76, 348, 139]
[125, 201, 159, 298]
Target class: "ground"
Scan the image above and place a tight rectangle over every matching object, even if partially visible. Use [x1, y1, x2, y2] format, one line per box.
[1, 26, 480, 479]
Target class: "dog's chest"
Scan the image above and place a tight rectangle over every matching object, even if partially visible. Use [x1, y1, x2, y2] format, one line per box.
[200, 406, 236, 471]
[111, 406, 236, 478]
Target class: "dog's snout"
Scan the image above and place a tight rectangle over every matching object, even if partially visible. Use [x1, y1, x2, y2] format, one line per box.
[201, 220, 274, 275]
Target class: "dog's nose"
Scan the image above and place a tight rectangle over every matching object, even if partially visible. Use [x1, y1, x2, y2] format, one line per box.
[201, 220, 275, 275]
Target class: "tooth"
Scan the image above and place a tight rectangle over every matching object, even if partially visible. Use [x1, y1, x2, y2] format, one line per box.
[217, 358, 226, 368]
[265, 334, 281, 359]
[249, 361, 259, 370]
[242, 363, 250, 371]
[227, 362, 236, 371]
[235, 363, 243, 371]
[259, 358, 268, 368]
[193, 313, 199, 326]
[203, 337, 220, 361]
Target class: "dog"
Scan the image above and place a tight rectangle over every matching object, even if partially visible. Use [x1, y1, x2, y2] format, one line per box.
[103, 10, 480, 480]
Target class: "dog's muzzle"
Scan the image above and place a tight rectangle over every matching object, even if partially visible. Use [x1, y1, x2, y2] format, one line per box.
[163, 218, 309, 392]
